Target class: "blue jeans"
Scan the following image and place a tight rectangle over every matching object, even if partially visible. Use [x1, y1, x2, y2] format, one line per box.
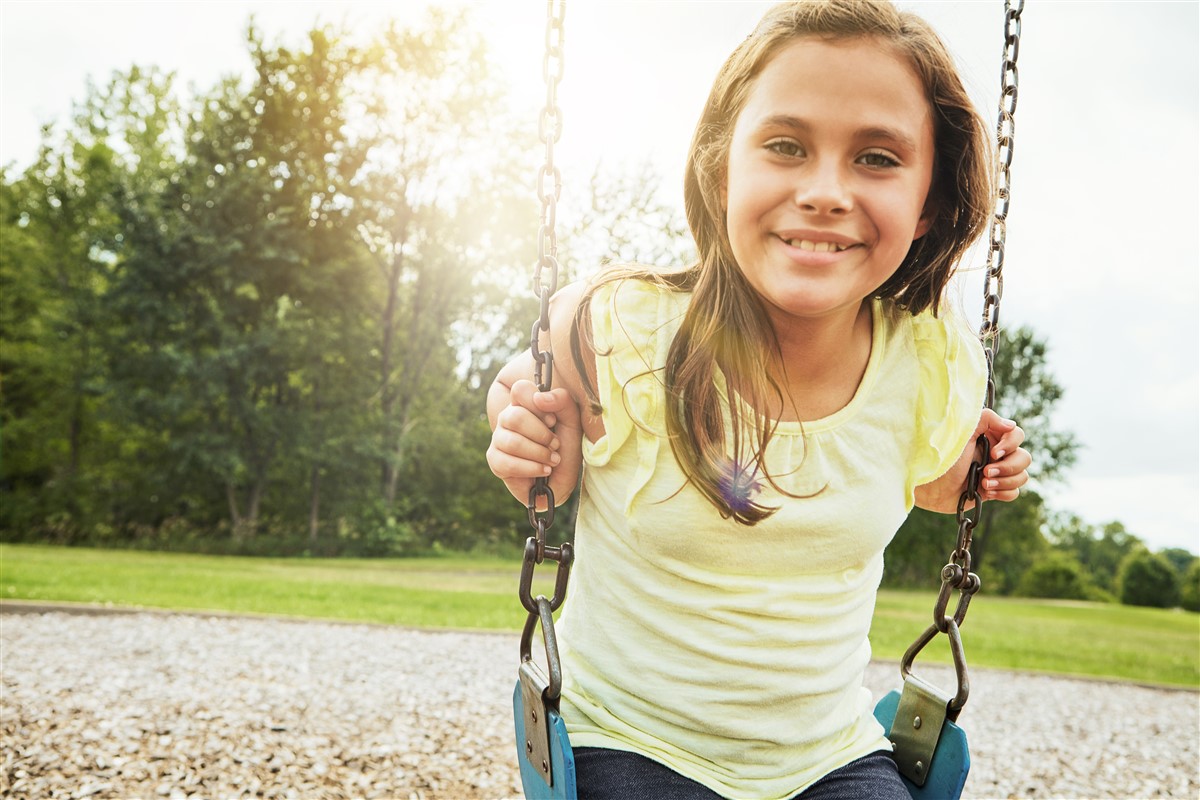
[573, 748, 908, 800]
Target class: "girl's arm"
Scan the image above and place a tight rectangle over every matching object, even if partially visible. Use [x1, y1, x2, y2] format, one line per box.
[914, 409, 1031, 513]
[486, 281, 591, 508]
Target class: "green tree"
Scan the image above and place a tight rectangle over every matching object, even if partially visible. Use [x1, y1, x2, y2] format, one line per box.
[1159, 547, 1198, 578]
[1118, 549, 1181, 608]
[969, 326, 1079, 576]
[990, 326, 1079, 483]
[2, 9, 695, 556]
[1180, 561, 1200, 613]
[103, 40, 365, 540]
[1047, 516, 1142, 596]
[349, 9, 536, 519]
[0, 75, 137, 539]
[1016, 552, 1092, 600]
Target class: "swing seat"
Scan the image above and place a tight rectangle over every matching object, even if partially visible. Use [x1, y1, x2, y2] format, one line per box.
[513, 680, 577, 800]
[511, 681, 966, 800]
[873, 689, 970, 800]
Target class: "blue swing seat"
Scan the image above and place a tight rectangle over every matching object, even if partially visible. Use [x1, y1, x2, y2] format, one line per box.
[512, 683, 969, 800]
[873, 689, 971, 800]
[513, 680, 577, 800]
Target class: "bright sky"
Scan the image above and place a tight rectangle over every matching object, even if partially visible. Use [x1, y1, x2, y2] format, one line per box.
[2, 1, 1197, 555]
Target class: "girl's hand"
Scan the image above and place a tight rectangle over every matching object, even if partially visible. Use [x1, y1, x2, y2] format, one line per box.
[914, 409, 1032, 513]
[486, 379, 583, 509]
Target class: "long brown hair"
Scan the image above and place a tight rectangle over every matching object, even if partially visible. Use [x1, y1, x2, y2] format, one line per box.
[573, 0, 992, 524]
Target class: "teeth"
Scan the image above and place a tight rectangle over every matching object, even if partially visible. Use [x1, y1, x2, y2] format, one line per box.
[787, 238, 846, 252]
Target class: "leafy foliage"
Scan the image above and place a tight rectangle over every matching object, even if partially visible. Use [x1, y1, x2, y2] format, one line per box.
[1118, 550, 1182, 609]
[1046, 516, 1141, 596]
[1180, 561, 1200, 613]
[0, 12, 531, 554]
[990, 326, 1079, 484]
[1016, 552, 1092, 600]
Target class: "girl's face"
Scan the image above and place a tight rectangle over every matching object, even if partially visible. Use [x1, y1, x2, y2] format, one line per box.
[723, 36, 935, 330]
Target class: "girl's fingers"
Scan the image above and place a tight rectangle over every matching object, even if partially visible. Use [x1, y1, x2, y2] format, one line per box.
[486, 434, 561, 479]
[981, 447, 1030, 499]
[984, 448, 1032, 477]
[990, 424, 1024, 460]
[487, 404, 563, 484]
[495, 404, 559, 449]
[489, 451, 556, 480]
[982, 472, 1027, 492]
[492, 427, 561, 466]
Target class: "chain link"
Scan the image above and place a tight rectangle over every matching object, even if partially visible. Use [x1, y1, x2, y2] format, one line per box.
[979, 0, 1023, 368]
[937, 0, 1023, 636]
[531, 0, 565, 327]
[898, 2, 1025, 713]
[528, 0, 566, 543]
[519, 0, 572, 656]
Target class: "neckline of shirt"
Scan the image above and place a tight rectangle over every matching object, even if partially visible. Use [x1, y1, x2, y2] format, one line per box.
[715, 296, 886, 436]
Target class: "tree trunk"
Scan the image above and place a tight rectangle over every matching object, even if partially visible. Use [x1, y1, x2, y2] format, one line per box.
[226, 479, 264, 541]
[246, 477, 264, 537]
[68, 392, 83, 477]
[308, 380, 323, 546]
[226, 482, 244, 538]
[308, 464, 321, 545]
[379, 250, 400, 501]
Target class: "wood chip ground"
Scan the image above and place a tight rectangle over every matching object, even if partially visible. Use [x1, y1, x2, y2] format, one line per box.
[2, 608, 1196, 799]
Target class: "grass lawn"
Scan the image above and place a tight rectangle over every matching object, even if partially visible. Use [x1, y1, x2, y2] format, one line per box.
[3, 543, 1197, 688]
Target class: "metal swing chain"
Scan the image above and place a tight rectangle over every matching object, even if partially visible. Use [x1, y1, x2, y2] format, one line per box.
[905, 0, 1024, 718]
[518, 0, 573, 698]
[528, 0, 566, 539]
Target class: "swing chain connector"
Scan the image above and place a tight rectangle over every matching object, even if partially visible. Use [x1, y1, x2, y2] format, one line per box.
[520, 477, 573, 615]
[519, 532, 574, 616]
[934, 564, 980, 634]
[516, 516, 573, 788]
[519, 596, 563, 787]
[937, 429, 988, 635]
[890, 622, 968, 786]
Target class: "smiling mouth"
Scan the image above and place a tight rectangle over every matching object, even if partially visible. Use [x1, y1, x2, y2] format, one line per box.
[780, 237, 854, 253]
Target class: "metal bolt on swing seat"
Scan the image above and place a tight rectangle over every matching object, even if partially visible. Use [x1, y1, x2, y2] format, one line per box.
[915, 761, 925, 775]
[913, 716, 922, 729]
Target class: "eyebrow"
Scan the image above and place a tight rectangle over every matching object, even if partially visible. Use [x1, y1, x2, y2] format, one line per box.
[756, 114, 921, 153]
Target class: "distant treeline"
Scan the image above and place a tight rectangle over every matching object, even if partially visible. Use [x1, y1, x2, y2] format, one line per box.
[0, 12, 1195, 613]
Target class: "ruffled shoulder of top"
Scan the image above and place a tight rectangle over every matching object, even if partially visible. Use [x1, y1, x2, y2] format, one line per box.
[583, 277, 687, 481]
[906, 305, 988, 494]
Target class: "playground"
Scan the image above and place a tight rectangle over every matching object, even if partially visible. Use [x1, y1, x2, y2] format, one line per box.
[3, 607, 1196, 799]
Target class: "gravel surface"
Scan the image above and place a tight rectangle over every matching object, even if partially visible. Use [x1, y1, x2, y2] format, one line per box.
[2, 606, 1197, 800]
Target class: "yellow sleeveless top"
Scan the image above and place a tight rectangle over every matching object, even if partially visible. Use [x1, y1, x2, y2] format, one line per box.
[557, 278, 986, 799]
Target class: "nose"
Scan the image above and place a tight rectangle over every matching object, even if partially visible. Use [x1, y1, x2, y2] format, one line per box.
[795, 159, 852, 216]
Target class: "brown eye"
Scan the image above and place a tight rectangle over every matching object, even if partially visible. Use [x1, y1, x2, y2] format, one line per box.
[766, 139, 804, 158]
[859, 150, 900, 168]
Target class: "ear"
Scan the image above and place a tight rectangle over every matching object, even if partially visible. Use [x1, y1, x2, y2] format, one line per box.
[913, 204, 935, 240]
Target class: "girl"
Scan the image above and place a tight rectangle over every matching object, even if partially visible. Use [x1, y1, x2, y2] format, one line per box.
[488, 2, 1031, 798]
